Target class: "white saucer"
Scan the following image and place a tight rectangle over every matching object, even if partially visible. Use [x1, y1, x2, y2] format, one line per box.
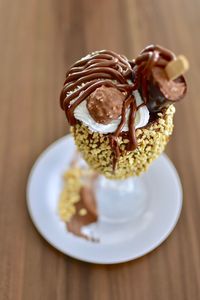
[27, 135, 182, 264]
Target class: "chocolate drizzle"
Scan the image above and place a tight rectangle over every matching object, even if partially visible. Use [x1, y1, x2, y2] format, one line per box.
[109, 95, 138, 169]
[60, 46, 187, 171]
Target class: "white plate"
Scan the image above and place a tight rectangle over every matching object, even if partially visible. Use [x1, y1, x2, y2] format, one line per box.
[27, 135, 182, 264]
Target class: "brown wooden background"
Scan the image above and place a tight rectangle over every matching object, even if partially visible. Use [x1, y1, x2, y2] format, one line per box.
[0, 0, 200, 299]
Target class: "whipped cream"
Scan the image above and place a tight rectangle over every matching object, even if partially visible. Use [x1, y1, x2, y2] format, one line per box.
[74, 90, 149, 134]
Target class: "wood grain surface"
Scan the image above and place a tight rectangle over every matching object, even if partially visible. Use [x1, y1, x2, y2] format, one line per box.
[0, 0, 200, 299]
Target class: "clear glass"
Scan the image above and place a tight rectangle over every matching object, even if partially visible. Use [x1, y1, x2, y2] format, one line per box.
[95, 175, 147, 223]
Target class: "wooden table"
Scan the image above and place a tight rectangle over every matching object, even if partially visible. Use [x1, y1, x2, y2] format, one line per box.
[0, 0, 199, 299]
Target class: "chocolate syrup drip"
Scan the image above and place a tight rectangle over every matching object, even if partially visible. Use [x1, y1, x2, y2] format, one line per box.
[60, 46, 178, 171]
[110, 95, 137, 170]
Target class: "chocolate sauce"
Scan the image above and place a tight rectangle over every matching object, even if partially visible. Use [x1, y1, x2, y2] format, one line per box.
[127, 98, 137, 151]
[110, 94, 137, 170]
